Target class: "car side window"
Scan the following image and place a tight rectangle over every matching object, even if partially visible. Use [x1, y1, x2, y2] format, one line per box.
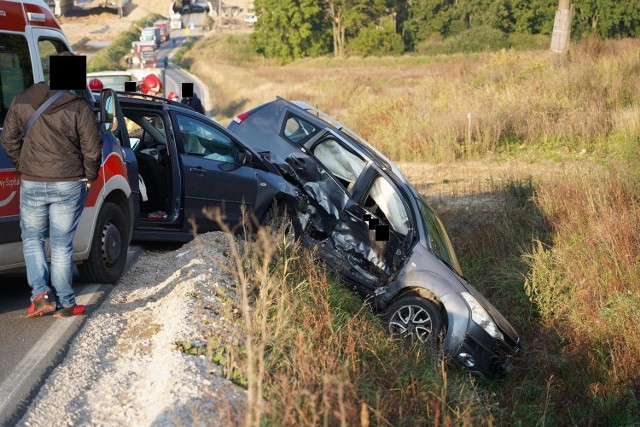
[311, 138, 366, 193]
[363, 175, 410, 236]
[0, 34, 34, 127]
[283, 114, 318, 144]
[37, 38, 67, 83]
[176, 114, 235, 163]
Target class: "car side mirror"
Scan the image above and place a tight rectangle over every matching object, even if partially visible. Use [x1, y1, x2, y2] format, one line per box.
[100, 88, 117, 134]
[238, 150, 252, 165]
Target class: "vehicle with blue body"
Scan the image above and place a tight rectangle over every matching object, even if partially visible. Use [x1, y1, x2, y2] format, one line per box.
[109, 93, 299, 242]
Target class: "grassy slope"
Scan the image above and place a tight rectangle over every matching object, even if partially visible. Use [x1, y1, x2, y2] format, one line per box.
[180, 34, 640, 425]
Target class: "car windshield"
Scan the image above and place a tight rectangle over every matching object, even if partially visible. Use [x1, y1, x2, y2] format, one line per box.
[416, 197, 462, 276]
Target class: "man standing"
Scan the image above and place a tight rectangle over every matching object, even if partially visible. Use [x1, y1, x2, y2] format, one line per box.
[181, 91, 205, 114]
[1, 79, 102, 318]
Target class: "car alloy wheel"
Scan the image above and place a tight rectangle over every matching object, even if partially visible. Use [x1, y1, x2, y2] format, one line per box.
[383, 295, 443, 344]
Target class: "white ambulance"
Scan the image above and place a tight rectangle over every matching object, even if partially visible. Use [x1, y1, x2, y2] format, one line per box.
[0, 0, 134, 283]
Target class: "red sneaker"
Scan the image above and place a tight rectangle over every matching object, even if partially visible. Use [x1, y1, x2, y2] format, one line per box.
[26, 291, 55, 318]
[53, 304, 86, 318]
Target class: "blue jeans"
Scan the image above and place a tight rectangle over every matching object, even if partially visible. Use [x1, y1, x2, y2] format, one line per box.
[20, 180, 87, 307]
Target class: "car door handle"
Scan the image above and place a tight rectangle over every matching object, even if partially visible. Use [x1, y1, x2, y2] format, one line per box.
[189, 167, 208, 174]
[289, 155, 307, 170]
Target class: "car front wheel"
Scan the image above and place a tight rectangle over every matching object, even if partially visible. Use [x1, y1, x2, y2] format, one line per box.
[78, 201, 128, 284]
[383, 295, 444, 345]
[263, 202, 301, 246]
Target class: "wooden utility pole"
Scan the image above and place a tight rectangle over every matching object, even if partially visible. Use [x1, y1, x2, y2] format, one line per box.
[550, 0, 573, 54]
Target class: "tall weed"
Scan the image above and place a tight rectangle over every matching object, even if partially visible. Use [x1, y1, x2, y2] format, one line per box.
[183, 35, 640, 163]
[524, 165, 640, 424]
[207, 210, 494, 426]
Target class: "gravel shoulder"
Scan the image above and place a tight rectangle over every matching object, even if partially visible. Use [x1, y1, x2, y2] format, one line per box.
[19, 232, 247, 427]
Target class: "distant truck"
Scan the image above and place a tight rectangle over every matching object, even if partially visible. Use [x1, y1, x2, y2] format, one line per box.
[170, 13, 182, 29]
[153, 20, 170, 43]
[140, 26, 161, 48]
[131, 41, 158, 69]
[245, 12, 257, 26]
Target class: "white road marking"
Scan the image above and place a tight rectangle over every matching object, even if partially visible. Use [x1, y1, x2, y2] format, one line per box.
[0, 284, 102, 415]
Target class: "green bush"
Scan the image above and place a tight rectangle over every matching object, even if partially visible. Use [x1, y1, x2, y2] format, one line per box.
[172, 37, 199, 71]
[507, 32, 551, 50]
[348, 19, 405, 56]
[417, 25, 509, 55]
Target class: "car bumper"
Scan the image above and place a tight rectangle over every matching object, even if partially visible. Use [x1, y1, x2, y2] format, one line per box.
[449, 322, 520, 379]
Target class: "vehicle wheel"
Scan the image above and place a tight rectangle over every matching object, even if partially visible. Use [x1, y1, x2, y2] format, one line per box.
[383, 295, 443, 345]
[263, 202, 301, 246]
[78, 202, 128, 284]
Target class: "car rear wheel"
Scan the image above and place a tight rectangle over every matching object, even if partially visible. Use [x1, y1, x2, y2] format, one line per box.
[383, 295, 443, 345]
[78, 201, 128, 284]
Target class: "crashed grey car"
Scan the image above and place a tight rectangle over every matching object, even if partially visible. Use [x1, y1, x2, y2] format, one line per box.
[228, 98, 521, 379]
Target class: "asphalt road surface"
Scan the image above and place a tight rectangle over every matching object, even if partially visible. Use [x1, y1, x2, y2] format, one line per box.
[0, 246, 143, 426]
[157, 13, 207, 104]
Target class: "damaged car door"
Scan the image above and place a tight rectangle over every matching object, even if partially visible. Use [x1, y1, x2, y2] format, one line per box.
[296, 125, 415, 294]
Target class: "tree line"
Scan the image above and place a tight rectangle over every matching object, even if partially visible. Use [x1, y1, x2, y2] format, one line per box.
[250, 0, 640, 61]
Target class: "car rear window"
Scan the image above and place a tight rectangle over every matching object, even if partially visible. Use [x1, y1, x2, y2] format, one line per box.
[282, 114, 318, 144]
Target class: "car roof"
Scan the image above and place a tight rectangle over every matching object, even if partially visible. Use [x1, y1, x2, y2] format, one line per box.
[116, 92, 190, 110]
[111, 92, 279, 169]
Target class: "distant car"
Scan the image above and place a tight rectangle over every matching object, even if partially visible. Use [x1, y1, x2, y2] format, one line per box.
[189, 2, 209, 13]
[244, 13, 257, 26]
[228, 98, 521, 379]
[86, 71, 138, 92]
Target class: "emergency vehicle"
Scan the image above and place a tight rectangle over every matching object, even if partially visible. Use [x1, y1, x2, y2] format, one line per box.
[153, 20, 169, 43]
[130, 40, 158, 69]
[0, 0, 134, 284]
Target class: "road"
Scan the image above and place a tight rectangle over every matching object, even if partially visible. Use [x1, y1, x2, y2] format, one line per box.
[0, 247, 143, 426]
[155, 12, 209, 110]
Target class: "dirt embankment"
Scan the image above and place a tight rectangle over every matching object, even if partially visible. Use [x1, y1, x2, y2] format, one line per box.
[18, 232, 249, 426]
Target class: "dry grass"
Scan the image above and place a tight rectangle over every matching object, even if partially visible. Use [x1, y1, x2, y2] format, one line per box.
[204, 209, 495, 426]
[524, 165, 640, 418]
[187, 35, 640, 163]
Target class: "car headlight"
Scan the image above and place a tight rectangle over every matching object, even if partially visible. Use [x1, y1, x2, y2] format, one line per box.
[461, 292, 504, 340]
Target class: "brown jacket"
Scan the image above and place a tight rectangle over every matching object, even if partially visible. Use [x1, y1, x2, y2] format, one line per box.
[1, 82, 102, 182]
